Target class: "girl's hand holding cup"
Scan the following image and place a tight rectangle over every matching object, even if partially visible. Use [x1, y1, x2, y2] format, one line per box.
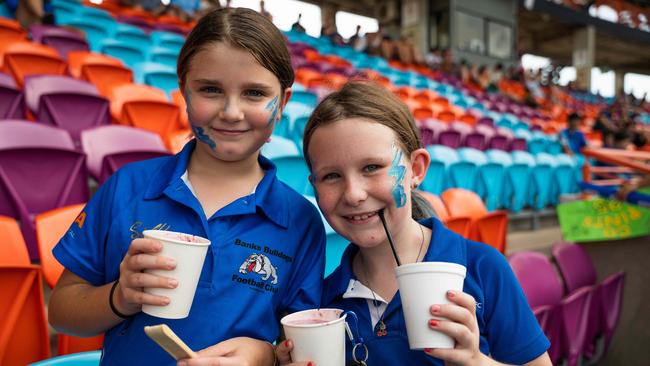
[276, 339, 312, 366]
[424, 290, 487, 366]
[114, 238, 178, 316]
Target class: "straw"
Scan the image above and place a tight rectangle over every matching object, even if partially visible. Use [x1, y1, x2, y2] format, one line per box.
[378, 209, 401, 267]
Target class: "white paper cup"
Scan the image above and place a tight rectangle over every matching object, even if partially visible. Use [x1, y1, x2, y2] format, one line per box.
[396, 262, 466, 349]
[281, 309, 347, 366]
[141, 230, 210, 319]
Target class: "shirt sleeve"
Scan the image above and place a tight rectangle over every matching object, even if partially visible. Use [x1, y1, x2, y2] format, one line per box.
[280, 200, 326, 313]
[52, 174, 120, 286]
[479, 249, 550, 364]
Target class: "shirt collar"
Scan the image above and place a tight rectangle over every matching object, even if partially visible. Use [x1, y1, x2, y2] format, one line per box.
[323, 217, 467, 305]
[143, 139, 289, 228]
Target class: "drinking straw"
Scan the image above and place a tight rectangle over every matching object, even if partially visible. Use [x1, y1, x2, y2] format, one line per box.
[378, 209, 401, 266]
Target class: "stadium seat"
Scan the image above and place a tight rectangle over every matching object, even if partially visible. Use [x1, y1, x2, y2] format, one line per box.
[113, 23, 149, 46]
[100, 39, 145, 69]
[437, 130, 462, 148]
[271, 156, 310, 194]
[132, 62, 178, 98]
[417, 191, 471, 237]
[110, 84, 181, 148]
[58, 18, 110, 51]
[441, 188, 507, 253]
[24, 75, 110, 145]
[486, 149, 530, 213]
[0, 17, 27, 41]
[513, 150, 552, 210]
[290, 90, 318, 108]
[0, 216, 31, 266]
[0, 121, 88, 259]
[29, 351, 102, 365]
[150, 30, 186, 50]
[67, 51, 121, 78]
[0, 265, 51, 365]
[81, 125, 171, 183]
[551, 242, 626, 362]
[2, 42, 66, 87]
[36, 27, 89, 59]
[261, 136, 300, 159]
[458, 148, 505, 211]
[147, 47, 179, 68]
[0, 72, 25, 119]
[427, 145, 478, 192]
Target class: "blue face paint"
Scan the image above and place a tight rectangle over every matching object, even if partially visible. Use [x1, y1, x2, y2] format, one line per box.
[388, 143, 407, 208]
[184, 88, 217, 150]
[265, 95, 279, 126]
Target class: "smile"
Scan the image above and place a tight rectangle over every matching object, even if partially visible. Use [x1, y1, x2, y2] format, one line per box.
[343, 210, 379, 223]
[211, 127, 249, 136]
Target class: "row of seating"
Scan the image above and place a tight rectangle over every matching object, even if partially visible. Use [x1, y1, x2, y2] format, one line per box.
[509, 243, 625, 366]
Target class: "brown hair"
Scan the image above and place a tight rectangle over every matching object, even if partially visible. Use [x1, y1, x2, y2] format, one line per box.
[177, 8, 294, 92]
[303, 81, 435, 220]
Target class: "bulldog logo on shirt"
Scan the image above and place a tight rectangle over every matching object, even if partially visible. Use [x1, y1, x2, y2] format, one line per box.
[238, 253, 278, 285]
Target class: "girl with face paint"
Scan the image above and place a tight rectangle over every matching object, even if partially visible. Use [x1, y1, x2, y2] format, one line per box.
[49, 8, 327, 366]
[277, 82, 551, 366]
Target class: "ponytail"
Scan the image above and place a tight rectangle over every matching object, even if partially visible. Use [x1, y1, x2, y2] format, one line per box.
[411, 190, 437, 220]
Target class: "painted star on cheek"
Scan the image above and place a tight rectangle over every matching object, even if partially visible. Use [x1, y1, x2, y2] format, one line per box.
[185, 89, 217, 150]
[388, 143, 407, 208]
[265, 95, 279, 126]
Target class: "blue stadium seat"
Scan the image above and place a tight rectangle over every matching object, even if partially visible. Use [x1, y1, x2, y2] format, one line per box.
[133, 62, 178, 99]
[487, 149, 531, 213]
[147, 47, 179, 67]
[527, 136, 548, 155]
[512, 150, 551, 210]
[427, 145, 478, 192]
[458, 148, 505, 211]
[290, 90, 318, 108]
[149, 30, 185, 50]
[100, 39, 145, 69]
[261, 136, 300, 159]
[546, 138, 563, 155]
[59, 18, 110, 51]
[113, 23, 150, 45]
[272, 155, 310, 194]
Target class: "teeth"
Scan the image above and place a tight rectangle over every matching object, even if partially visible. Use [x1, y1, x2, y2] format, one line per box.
[347, 211, 377, 221]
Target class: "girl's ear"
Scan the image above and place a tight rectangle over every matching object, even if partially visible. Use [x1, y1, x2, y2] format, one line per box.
[281, 87, 293, 108]
[409, 148, 430, 189]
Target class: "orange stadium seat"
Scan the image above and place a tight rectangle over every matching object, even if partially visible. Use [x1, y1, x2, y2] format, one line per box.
[171, 89, 189, 129]
[67, 51, 123, 78]
[458, 113, 477, 126]
[413, 107, 434, 121]
[0, 265, 51, 365]
[0, 18, 27, 42]
[111, 84, 181, 149]
[34, 204, 105, 356]
[418, 191, 472, 238]
[0, 216, 30, 266]
[441, 188, 508, 253]
[2, 42, 66, 87]
[436, 110, 457, 123]
[295, 67, 323, 86]
[82, 64, 134, 97]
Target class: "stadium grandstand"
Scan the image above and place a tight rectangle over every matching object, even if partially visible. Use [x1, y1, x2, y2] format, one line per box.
[0, 0, 649, 364]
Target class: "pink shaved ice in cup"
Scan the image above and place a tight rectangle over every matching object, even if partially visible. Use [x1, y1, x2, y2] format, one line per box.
[141, 230, 210, 319]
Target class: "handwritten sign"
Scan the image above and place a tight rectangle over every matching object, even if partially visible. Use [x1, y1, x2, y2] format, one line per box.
[558, 198, 650, 242]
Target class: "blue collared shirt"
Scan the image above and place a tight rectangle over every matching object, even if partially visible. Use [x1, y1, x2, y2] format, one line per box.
[54, 140, 326, 365]
[323, 217, 549, 365]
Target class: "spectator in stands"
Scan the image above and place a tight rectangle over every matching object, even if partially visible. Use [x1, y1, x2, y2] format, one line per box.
[321, 21, 345, 46]
[348, 25, 366, 51]
[439, 48, 456, 75]
[424, 46, 443, 69]
[277, 81, 552, 366]
[48, 8, 325, 366]
[617, 175, 650, 201]
[291, 13, 305, 33]
[259, 0, 272, 21]
[560, 113, 588, 155]
[9, 0, 54, 28]
[490, 63, 504, 90]
[366, 24, 390, 56]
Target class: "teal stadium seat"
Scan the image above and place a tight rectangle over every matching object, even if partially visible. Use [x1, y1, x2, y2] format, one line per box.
[29, 351, 101, 366]
[272, 155, 310, 194]
[512, 150, 552, 210]
[113, 23, 150, 46]
[261, 136, 300, 159]
[147, 47, 179, 68]
[133, 62, 177, 99]
[290, 90, 318, 108]
[458, 148, 505, 211]
[487, 149, 530, 213]
[427, 145, 478, 192]
[100, 39, 145, 69]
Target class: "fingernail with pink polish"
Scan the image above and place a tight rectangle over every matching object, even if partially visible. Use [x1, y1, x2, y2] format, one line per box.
[428, 319, 438, 327]
[447, 290, 455, 298]
[431, 305, 440, 314]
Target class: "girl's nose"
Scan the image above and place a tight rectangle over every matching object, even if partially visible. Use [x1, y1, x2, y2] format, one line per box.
[343, 178, 368, 206]
[218, 97, 244, 122]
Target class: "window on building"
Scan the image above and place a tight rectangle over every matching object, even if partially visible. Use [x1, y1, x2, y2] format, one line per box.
[456, 11, 484, 53]
[487, 21, 512, 59]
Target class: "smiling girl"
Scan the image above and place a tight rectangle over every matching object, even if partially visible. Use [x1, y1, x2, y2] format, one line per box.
[278, 81, 551, 366]
[49, 8, 325, 366]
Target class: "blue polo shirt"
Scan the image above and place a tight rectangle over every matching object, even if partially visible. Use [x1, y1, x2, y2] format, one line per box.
[560, 129, 587, 154]
[323, 218, 549, 365]
[53, 140, 326, 366]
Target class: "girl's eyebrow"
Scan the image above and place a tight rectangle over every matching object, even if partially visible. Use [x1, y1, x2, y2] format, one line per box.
[241, 82, 273, 90]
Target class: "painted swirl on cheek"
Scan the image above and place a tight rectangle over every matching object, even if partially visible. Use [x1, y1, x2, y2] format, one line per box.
[185, 89, 217, 150]
[388, 143, 407, 208]
[265, 95, 279, 126]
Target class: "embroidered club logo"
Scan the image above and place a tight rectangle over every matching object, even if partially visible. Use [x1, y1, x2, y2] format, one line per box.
[239, 253, 278, 285]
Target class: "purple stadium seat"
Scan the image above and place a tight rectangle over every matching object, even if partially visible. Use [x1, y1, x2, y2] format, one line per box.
[509, 137, 528, 151]
[464, 131, 487, 150]
[24, 75, 110, 145]
[29, 24, 79, 42]
[81, 125, 171, 183]
[509, 251, 594, 366]
[551, 242, 626, 361]
[437, 130, 461, 149]
[450, 121, 473, 142]
[0, 121, 88, 260]
[420, 119, 447, 146]
[488, 134, 510, 151]
[0, 73, 25, 119]
[42, 32, 90, 59]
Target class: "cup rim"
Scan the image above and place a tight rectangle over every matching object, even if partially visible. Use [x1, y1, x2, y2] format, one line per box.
[280, 308, 346, 328]
[143, 230, 211, 246]
[395, 261, 467, 276]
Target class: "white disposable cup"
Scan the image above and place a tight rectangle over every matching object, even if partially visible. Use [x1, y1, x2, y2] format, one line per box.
[396, 262, 467, 349]
[141, 230, 210, 319]
[281, 309, 347, 366]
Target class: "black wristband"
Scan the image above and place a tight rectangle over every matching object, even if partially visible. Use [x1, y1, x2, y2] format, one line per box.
[109, 280, 133, 319]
